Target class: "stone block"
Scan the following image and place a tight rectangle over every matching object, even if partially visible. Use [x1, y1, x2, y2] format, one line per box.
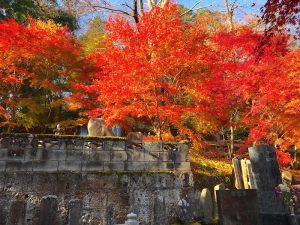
[47, 150, 67, 161]
[58, 161, 82, 172]
[0, 161, 6, 172]
[248, 145, 281, 191]
[125, 162, 146, 171]
[38, 195, 58, 225]
[200, 188, 213, 224]
[0, 148, 7, 159]
[174, 162, 191, 171]
[7, 148, 25, 160]
[163, 143, 179, 152]
[85, 141, 104, 151]
[144, 151, 159, 161]
[89, 150, 111, 161]
[32, 160, 58, 172]
[103, 162, 125, 171]
[152, 196, 167, 225]
[8, 200, 26, 225]
[217, 189, 262, 225]
[106, 140, 126, 151]
[214, 183, 225, 219]
[66, 150, 83, 160]
[260, 213, 289, 225]
[5, 160, 23, 172]
[127, 149, 145, 161]
[144, 142, 162, 152]
[83, 161, 104, 171]
[69, 199, 82, 225]
[111, 151, 127, 162]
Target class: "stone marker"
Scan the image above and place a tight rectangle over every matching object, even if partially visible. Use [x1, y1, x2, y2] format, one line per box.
[213, 183, 225, 219]
[193, 190, 202, 220]
[177, 196, 193, 224]
[126, 132, 143, 149]
[217, 189, 262, 225]
[8, 200, 26, 225]
[232, 158, 244, 189]
[152, 196, 167, 225]
[106, 204, 116, 225]
[246, 160, 256, 189]
[200, 188, 213, 224]
[38, 195, 58, 225]
[248, 145, 281, 191]
[125, 213, 139, 225]
[88, 118, 114, 136]
[69, 199, 82, 225]
[241, 159, 249, 189]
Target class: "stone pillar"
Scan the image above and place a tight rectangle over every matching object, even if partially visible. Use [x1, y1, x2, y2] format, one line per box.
[232, 158, 244, 189]
[246, 160, 256, 189]
[151, 196, 167, 225]
[200, 188, 213, 224]
[8, 200, 26, 225]
[69, 199, 82, 225]
[213, 183, 225, 220]
[38, 195, 58, 225]
[125, 213, 139, 225]
[248, 145, 281, 191]
[248, 145, 288, 223]
[241, 159, 249, 189]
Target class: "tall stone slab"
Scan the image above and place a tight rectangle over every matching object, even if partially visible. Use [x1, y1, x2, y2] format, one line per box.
[38, 195, 58, 225]
[248, 145, 289, 224]
[241, 159, 249, 189]
[69, 199, 82, 225]
[200, 188, 213, 224]
[8, 200, 26, 225]
[151, 196, 167, 225]
[232, 158, 244, 189]
[246, 160, 256, 189]
[248, 145, 281, 191]
[213, 183, 225, 219]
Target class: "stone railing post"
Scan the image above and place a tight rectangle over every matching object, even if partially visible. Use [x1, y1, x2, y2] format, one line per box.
[125, 213, 139, 225]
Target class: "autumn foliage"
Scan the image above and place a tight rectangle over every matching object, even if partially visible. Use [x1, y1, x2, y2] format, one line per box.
[0, 18, 85, 130]
[0, 4, 299, 158]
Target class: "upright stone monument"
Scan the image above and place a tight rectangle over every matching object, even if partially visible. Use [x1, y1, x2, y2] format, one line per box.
[200, 188, 213, 224]
[217, 189, 262, 225]
[248, 145, 289, 225]
[213, 183, 225, 219]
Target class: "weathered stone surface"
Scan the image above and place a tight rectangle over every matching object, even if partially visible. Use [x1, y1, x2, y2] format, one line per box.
[217, 189, 262, 225]
[8, 200, 26, 225]
[213, 183, 225, 219]
[0, 134, 194, 225]
[232, 158, 244, 189]
[126, 132, 143, 149]
[151, 196, 167, 225]
[87, 118, 114, 136]
[200, 188, 213, 224]
[38, 195, 58, 225]
[69, 199, 82, 225]
[248, 145, 281, 191]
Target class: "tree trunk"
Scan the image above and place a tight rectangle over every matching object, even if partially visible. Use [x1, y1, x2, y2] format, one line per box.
[223, 0, 234, 30]
[133, 0, 139, 23]
[229, 125, 234, 158]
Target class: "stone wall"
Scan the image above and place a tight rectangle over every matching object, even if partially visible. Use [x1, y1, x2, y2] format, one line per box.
[0, 133, 190, 172]
[0, 133, 199, 225]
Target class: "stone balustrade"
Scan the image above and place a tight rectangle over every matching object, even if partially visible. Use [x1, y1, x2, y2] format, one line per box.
[0, 133, 191, 172]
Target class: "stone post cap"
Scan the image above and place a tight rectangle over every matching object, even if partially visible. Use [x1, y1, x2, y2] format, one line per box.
[127, 213, 137, 220]
[125, 213, 139, 225]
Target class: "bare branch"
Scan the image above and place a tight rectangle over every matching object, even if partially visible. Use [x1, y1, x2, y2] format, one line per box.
[180, 0, 205, 16]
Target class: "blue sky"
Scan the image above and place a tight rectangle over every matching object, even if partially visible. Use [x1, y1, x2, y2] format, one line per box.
[78, 0, 267, 33]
